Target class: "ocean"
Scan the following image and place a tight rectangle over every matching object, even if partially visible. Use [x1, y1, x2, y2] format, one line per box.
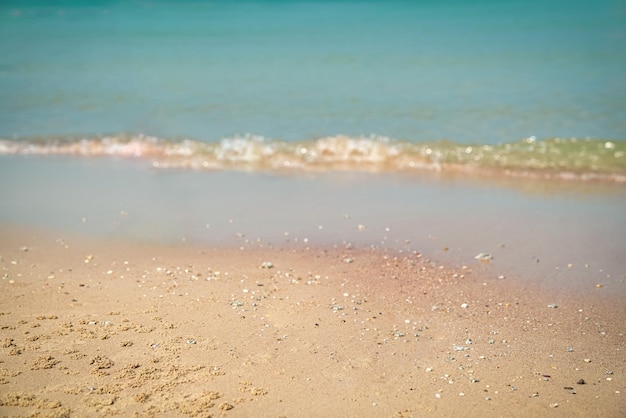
[1, 0, 625, 293]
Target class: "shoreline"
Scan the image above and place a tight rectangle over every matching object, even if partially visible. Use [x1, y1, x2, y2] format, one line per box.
[2, 137, 626, 185]
[1, 225, 624, 417]
[2, 156, 625, 299]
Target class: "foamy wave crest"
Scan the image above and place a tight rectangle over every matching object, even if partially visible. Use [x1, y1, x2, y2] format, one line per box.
[1, 134, 625, 182]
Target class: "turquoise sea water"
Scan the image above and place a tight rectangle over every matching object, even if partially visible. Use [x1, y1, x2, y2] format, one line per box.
[1, 0, 625, 144]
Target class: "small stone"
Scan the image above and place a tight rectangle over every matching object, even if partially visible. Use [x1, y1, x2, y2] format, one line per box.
[577, 379, 586, 385]
[550, 403, 559, 408]
[474, 253, 493, 261]
[260, 261, 273, 269]
[547, 304, 558, 309]
[343, 258, 354, 264]
[583, 359, 591, 363]
[460, 303, 468, 309]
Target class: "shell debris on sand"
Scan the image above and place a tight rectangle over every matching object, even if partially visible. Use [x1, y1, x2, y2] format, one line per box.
[1, 225, 624, 417]
[474, 253, 493, 261]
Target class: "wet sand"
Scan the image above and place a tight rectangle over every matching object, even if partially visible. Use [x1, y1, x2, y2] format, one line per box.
[0, 224, 624, 417]
[2, 156, 626, 298]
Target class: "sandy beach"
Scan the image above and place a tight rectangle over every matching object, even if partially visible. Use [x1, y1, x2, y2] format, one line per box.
[0, 224, 623, 417]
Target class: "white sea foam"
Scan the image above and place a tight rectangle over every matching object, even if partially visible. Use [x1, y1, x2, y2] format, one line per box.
[1, 134, 624, 182]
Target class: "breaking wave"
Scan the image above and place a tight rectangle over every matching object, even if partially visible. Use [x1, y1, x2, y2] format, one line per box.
[1, 134, 625, 182]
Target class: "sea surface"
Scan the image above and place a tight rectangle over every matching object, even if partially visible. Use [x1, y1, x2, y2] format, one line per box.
[1, 0, 625, 294]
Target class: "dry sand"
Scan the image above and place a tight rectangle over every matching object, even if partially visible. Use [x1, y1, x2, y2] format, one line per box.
[0, 224, 624, 417]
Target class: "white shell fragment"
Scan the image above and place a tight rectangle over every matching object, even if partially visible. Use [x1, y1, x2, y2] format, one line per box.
[474, 253, 493, 261]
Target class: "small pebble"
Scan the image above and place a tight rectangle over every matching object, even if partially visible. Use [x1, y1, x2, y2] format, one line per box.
[547, 304, 558, 308]
[550, 403, 559, 408]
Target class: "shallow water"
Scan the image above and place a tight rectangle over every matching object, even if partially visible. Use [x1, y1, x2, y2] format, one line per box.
[2, 156, 625, 295]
